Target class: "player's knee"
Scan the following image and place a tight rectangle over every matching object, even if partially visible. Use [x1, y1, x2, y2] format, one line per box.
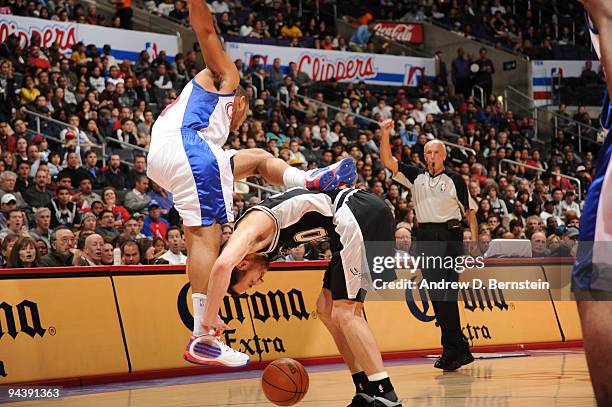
[330, 300, 356, 326]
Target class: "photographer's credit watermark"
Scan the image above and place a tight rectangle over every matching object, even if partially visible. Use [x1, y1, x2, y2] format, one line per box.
[372, 253, 486, 274]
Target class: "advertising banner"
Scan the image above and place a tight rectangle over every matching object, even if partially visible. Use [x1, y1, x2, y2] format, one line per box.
[226, 42, 435, 87]
[113, 268, 338, 371]
[0, 275, 128, 383]
[0, 261, 581, 384]
[372, 22, 424, 44]
[531, 60, 601, 106]
[0, 15, 179, 62]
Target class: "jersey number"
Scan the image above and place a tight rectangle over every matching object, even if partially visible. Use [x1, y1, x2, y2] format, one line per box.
[293, 227, 328, 243]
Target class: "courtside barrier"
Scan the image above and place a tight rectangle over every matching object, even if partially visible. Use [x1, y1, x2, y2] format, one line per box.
[0, 259, 580, 385]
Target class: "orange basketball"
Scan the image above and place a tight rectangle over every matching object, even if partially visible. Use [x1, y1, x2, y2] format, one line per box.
[261, 358, 309, 406]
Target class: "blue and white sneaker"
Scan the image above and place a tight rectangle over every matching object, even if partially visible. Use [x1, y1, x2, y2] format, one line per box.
[183, 335, 250, 368]
[305, 157, 357, 192]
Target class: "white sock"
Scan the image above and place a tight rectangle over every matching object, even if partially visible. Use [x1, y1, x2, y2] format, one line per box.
[192, 293, 207, 336]
[367, 372, 389, 382]
[282, 167, 307, 188]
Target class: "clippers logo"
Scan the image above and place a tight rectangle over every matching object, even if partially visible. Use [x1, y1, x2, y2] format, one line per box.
[226, 102, 234, 120]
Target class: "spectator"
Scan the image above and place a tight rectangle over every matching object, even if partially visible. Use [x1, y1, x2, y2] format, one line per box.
[23, 169, 53, 209]
[101, 241, 115, 265]
[112, 0, 133, 30]
[35, 238, 48, 258]
[221, 224, 233, 245]
[48, 186, 80, 228]
[124, 216, 146, 240]
[143, 200, 169, 240]
[0, 233, 19, 268]
[14, 161, 32, 195]
[282, 244, 307, 261]
[350, 20, 376, 51]
[559, 190, 581, 218]
[0, 209, 24, 239]
[0, 171, 28, 209]
[395, 227, 412, 255]
[531, 231, 548, 257]
[127, 154, 147, 188]
[28, 208, 52, 247]
[76, 178, 102, 210]
[102, 187, 130, 226]
[6, 236, 38, 268]
[79, 212, 98, 235]
[57, 151, 93, 189]
[38, 226, 85, 267]
[121, 240, 141, 265]
[82, 233, 104, 266]
[552, 226, 579, 257]
[159, 226, 187, 264]
[125, 175, 151, 214]
[95, 210, 120, 241]
[475, 48, 495, 101]
[99, 154, 129, 190]
[451, 48, 471, 97]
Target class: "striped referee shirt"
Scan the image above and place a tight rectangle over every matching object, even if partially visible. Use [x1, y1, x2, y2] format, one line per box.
[393, 162, 471, 223]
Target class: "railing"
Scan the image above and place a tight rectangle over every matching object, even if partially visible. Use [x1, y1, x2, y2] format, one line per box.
[292, 93, 379, 125]
[503, 86, 602, 154]
[472, 85, 485, 109]
[23, 108, 79, 144]
[440, 140, 476, 156]
[236, 179, 285, 201]
[498, 158, 582, 201]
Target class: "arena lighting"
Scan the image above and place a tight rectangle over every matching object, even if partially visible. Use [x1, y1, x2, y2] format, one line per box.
[497, 95, 504, 105]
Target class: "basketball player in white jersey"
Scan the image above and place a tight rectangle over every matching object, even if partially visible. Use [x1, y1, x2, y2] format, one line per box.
[147, 0, 356, 367]
[573, 1, 612, 405]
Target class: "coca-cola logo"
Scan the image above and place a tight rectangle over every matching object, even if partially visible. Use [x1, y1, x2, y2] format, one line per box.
[373, 22, 423, 44]
[297, 53, 376, 82]
[0, 20, 78, 51]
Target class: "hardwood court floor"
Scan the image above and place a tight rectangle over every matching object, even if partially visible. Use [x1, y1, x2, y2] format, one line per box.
[6, 349, 595, 407]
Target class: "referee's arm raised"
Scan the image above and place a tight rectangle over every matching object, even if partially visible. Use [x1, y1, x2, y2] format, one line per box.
[379, 120, 420, 183]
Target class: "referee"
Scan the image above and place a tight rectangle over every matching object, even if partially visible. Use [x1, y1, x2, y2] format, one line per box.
[380, 120, 478, 371]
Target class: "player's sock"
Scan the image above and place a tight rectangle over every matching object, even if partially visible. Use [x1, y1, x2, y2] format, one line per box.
[192, 293, 208, 336]
[351, 371, 368, 393]
[367, 372, 398, 402]
[282, 167, 306, 188]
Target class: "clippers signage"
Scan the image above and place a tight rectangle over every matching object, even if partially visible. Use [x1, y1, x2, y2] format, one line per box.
[226, 42, 435, 87]
[0, 15, 179, 62]
[531, 60, 601, 106]
[373, 22, 424, 44]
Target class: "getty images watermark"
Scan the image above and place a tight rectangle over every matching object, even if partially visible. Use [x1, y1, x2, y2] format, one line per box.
[370, 253, 550, 291]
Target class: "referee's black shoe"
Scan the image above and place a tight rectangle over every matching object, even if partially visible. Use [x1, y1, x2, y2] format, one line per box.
[434, 350, 475, 371]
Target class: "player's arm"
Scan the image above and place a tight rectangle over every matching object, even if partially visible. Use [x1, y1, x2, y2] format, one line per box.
[188, 0, 239, 89]
[379, 119, 399, 174]
[202, 230, 257, 331]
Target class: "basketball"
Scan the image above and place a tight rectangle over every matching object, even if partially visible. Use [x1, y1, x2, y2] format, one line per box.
[261, 358, 309, 406]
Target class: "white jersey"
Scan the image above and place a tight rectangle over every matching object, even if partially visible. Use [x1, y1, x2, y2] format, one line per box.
[151, 79, 235, 147]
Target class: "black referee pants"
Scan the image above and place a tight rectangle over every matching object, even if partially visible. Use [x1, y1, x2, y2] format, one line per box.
[416, 223, 469, 353]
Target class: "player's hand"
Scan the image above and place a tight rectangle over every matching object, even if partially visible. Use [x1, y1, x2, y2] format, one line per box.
[380, 119, 394, 134]
[202, 315, 228, 336]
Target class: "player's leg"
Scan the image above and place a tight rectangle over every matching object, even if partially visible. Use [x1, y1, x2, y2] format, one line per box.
[148, 128, 249, 367]
[331, 299, 400, 406]
[316, 288, 371, 407]
[577, 300, 612, 406]
[231, 148, 357, 192]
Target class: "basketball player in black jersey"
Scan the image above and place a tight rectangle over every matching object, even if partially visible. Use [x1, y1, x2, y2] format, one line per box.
[203, 187, 401, 407]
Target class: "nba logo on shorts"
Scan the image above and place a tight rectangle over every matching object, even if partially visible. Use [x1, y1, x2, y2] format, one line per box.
[226, 102, 234, 120]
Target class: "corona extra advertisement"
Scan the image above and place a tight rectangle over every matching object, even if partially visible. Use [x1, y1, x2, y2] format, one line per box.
[0, 262, 581, 384]
[0, 274, 127, 383]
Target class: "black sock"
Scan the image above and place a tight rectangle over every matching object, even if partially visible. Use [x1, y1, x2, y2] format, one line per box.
[368, 377, 398, 401]
[351, 371, 368, 394]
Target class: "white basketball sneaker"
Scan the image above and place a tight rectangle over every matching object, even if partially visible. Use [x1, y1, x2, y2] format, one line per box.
[183, 335, 250, 368]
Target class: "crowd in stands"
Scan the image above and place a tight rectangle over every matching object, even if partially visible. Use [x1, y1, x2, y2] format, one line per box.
[0, 0, 601, 268]
[404, 0, 592, 60]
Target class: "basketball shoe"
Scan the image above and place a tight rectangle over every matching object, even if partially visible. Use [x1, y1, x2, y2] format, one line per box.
[305, 157, 357, 192]
[183, 335, 250, 368]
